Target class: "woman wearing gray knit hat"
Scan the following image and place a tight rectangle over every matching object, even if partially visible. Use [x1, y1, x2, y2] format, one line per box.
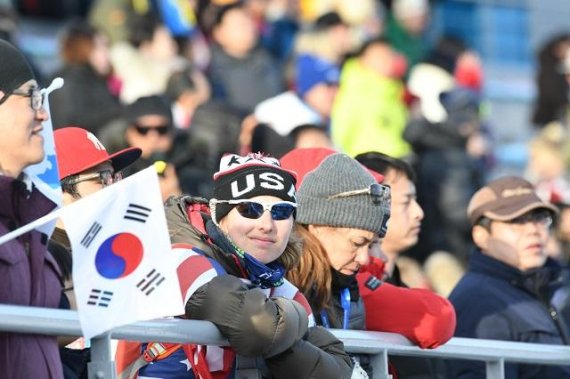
[286, 153, 391, 333]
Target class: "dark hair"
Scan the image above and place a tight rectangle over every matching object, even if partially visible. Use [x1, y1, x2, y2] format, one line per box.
[289, 123, 328, 144]
[532, 33, 570, 125]
[213, 2, 245, 30]
[314, 11, 345, 31]
[128, 13, 163, 48]
[61, 175, 82, 199]
[124, 95, 173, 126]
[425, 35, 467, 74]
[165, 69, 197, 102]
[355, 151, 417, 183]
[476, 216, 492, 231]
[60, 19, 99, 65]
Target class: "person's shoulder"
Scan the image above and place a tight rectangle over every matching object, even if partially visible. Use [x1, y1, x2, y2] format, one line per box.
[449, 272, 504, 305]
[164, 195, 210, 245]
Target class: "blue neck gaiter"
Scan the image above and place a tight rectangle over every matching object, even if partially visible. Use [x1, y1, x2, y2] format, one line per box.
[206, 220, 285, 289]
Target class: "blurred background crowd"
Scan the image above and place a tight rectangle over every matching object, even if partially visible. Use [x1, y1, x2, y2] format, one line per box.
[2, 0, 570, 295]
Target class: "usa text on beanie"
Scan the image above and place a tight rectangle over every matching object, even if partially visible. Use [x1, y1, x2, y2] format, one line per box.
[211, 153, 297, 223]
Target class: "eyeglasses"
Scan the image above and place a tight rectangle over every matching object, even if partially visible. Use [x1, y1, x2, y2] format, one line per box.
[328, 183, 391, 206]
[66, 170, 122, 187]
[134, 124, 170, 136]
[211, 199, 297, 220]
[508, 210, 553, 228]
[0, 87, 45, 110]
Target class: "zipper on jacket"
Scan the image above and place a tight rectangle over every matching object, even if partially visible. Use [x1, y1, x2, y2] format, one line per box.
[548, 305, 570, 345]
[23, 240, 30, 257]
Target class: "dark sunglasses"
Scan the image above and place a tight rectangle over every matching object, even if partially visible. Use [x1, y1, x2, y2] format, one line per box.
[211, 199, 297, 220]
[134, 124, 170, 136]
[0, 87, 44, 110]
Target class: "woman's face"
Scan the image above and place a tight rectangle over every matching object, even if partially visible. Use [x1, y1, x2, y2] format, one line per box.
[219, 195, 294, 264]
[308, 225, 377, 275]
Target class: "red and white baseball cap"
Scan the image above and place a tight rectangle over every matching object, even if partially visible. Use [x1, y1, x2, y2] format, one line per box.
[54, 127, 142, 180]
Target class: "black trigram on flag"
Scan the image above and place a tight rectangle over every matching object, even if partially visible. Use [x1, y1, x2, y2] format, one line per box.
[136, 269, 166, 296]
[81, 222, 102, 248]
[87, 289, 114, 307]
[124, 203, 151, 223]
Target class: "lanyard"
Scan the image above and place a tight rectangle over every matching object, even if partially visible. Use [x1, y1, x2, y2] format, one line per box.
[321, 288, 351, 329]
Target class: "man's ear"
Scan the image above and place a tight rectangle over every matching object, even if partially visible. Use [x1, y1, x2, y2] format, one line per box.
[472, 224, 490, 250]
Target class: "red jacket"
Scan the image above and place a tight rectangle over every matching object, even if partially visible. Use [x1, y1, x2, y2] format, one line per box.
[357, 257, 456, 348]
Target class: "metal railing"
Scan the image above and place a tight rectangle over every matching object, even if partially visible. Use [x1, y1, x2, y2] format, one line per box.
[0, 304, 569, 379]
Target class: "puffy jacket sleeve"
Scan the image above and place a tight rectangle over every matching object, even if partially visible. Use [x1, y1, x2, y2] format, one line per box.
[357, 259, 456, 348]
[185, 275, 308, 357]
[265, 325, 353, 379]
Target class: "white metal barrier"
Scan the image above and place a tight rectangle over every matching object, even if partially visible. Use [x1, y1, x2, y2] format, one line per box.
[0, 304, 569, 379]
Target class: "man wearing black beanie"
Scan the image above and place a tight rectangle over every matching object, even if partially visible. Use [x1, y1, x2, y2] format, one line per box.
[0, 39, 64, 378]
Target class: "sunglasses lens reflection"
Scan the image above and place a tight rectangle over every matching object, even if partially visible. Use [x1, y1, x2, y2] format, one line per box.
[235, 202, 295, 220]
[270, 204, 296, 220]
[236, 202, 264, 219]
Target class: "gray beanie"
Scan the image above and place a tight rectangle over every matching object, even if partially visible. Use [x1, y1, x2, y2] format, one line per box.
[296, 153, 391, 235]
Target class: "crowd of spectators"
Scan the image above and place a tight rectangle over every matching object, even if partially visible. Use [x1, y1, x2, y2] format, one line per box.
[2, 0, 570, 378]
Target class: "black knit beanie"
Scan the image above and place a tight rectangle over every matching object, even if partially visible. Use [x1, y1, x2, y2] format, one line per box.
[211, 153, 297, 223]
[0, 39, 35, 94]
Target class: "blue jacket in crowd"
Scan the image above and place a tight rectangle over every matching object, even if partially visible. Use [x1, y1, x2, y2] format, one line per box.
[448, 249, 570, 379]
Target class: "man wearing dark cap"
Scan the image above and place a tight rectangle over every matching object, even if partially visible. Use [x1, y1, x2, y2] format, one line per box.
[0, 40, 63, 378]
[448, 176, 570, 378]
[104, 94, 212, 200]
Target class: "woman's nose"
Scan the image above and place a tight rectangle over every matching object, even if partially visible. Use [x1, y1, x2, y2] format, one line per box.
[355, 248, 370, 266]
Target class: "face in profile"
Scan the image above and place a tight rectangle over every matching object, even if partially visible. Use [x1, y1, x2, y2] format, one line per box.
[381, 170, 424, 255]
[0, 79, 48, 177]
[219, 195, 294, 264]
[73, 161, 115, 199]
[309, 225, 377, 275]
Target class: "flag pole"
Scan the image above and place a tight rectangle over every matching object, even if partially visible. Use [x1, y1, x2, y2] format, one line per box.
[0, 167, 158, 247]
[0, 208, 63, 246]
